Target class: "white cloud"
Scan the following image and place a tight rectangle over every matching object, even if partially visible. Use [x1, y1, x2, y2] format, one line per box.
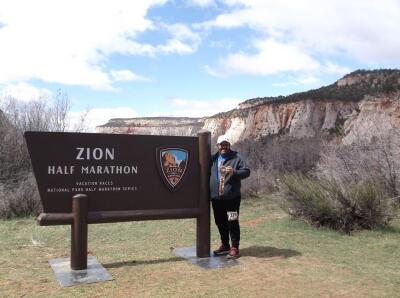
[110, 70, 149, 82]
[202, 0, 400, 75]
[0, 0, 201, 89]
[323, 62, 351, 76]
[0, 0, 160, 89]
[166, 97, 242, 117]
[164, 23, 201, 43]
[157, 39, 196, 55]
[187, 0, 215, 7]
[71, 107, 138, 132]
[271, 74, 321, 88]
[295, 75, 320, 86]
[0, 82, 52, 102]
[160, 23, 202, 54]
[112, 23, 202, 56]
[206, 39, 320, 77]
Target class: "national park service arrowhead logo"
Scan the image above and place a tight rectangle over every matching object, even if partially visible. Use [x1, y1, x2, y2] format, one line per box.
[157, 148, 189, 191]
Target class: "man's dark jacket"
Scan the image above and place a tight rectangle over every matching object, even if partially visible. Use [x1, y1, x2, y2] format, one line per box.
[209, 150, 250, 200]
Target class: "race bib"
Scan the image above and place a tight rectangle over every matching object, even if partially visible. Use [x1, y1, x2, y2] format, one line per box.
[227, 211, 238, 221]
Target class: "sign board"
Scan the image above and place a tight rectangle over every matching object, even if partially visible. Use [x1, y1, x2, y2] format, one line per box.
[25, 132, 200, 213]
[25, 131, 211, 270]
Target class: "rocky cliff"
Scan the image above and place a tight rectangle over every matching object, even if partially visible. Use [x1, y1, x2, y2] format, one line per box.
[97, 69, 400, 144]
[97, 117, 204, 136]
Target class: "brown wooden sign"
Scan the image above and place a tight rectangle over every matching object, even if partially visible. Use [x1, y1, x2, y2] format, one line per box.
[25, 131, 211, 270]
[25, 132, 200, 213]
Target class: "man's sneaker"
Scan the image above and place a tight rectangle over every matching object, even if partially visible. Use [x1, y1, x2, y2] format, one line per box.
[226, 247, 240, 259]
[213, 244, 230, 256]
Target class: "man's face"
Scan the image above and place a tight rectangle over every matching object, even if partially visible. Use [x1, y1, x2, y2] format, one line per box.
[217, 141, 231, 155]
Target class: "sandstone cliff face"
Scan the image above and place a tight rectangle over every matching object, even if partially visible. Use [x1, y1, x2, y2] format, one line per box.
[343, 93, 400, 143]
[98, 117, 204, 136]
[203, 100, 356, 142]
[96, 70, 400, 144]
[202, 94, 400, 144]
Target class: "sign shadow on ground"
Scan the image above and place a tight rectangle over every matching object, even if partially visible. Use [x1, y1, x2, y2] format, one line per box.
[103, 256, 183, 269]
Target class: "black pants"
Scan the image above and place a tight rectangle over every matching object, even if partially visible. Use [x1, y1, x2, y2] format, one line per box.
[211, 196, 241, 248]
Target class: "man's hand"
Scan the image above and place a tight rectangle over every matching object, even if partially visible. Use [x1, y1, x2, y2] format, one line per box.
[225, 166, 234, 175]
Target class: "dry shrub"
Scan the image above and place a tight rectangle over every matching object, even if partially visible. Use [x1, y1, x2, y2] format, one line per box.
[241, 166, 278, 197]
[236, 134, 324, 172]
[235, 134, 325, 197]
[316, 127, 400, 197]
[279, 173, 396, 233]
[0, 172, 41, 218]
[0, 113, 30, 179]
[0, 94, 88, 218]
[279, 125, 400, 232]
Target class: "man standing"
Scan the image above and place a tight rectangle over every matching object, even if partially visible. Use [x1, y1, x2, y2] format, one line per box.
[210, 135, 250, 259]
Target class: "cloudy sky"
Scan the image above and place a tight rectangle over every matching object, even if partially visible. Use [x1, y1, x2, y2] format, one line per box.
[1, 0, 399, 130]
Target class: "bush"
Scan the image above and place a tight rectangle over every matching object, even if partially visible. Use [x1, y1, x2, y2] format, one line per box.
[0, 173, 41, 218]
[235, 134, 325, 197]
[235, 134, 324, 173]
[241, 166, 278, 197]
[316, 128, 400, 197]
[279, 173, 396, 233]
[0, 93, 88, 218]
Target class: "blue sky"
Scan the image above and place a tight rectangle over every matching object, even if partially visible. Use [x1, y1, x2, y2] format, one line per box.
[1, 0, 400, 131]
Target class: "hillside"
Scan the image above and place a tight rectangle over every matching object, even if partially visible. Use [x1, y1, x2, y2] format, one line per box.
[218, 69, 400, 117]
[97, 69, 400, 144]
[244, 69, 400, 104]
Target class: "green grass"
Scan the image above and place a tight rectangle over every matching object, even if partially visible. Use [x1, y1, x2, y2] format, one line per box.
[1, 197, 400, 297]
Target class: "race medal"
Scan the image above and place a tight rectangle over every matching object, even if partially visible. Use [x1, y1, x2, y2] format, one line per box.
[219, 166, 225, 196]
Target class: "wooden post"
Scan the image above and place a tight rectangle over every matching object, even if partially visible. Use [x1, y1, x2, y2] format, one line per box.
[197, 130, 211, 257]
[71, 194, 89, 270]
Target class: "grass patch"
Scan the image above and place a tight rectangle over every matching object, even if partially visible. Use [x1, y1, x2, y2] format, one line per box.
[1, 196, 400, 297]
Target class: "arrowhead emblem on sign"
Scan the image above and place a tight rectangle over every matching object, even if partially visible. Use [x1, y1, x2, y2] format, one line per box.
[157, 148, 189, 191]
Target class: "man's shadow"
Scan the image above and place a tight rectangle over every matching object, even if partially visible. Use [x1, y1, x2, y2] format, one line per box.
[239, 246, 301, 259]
